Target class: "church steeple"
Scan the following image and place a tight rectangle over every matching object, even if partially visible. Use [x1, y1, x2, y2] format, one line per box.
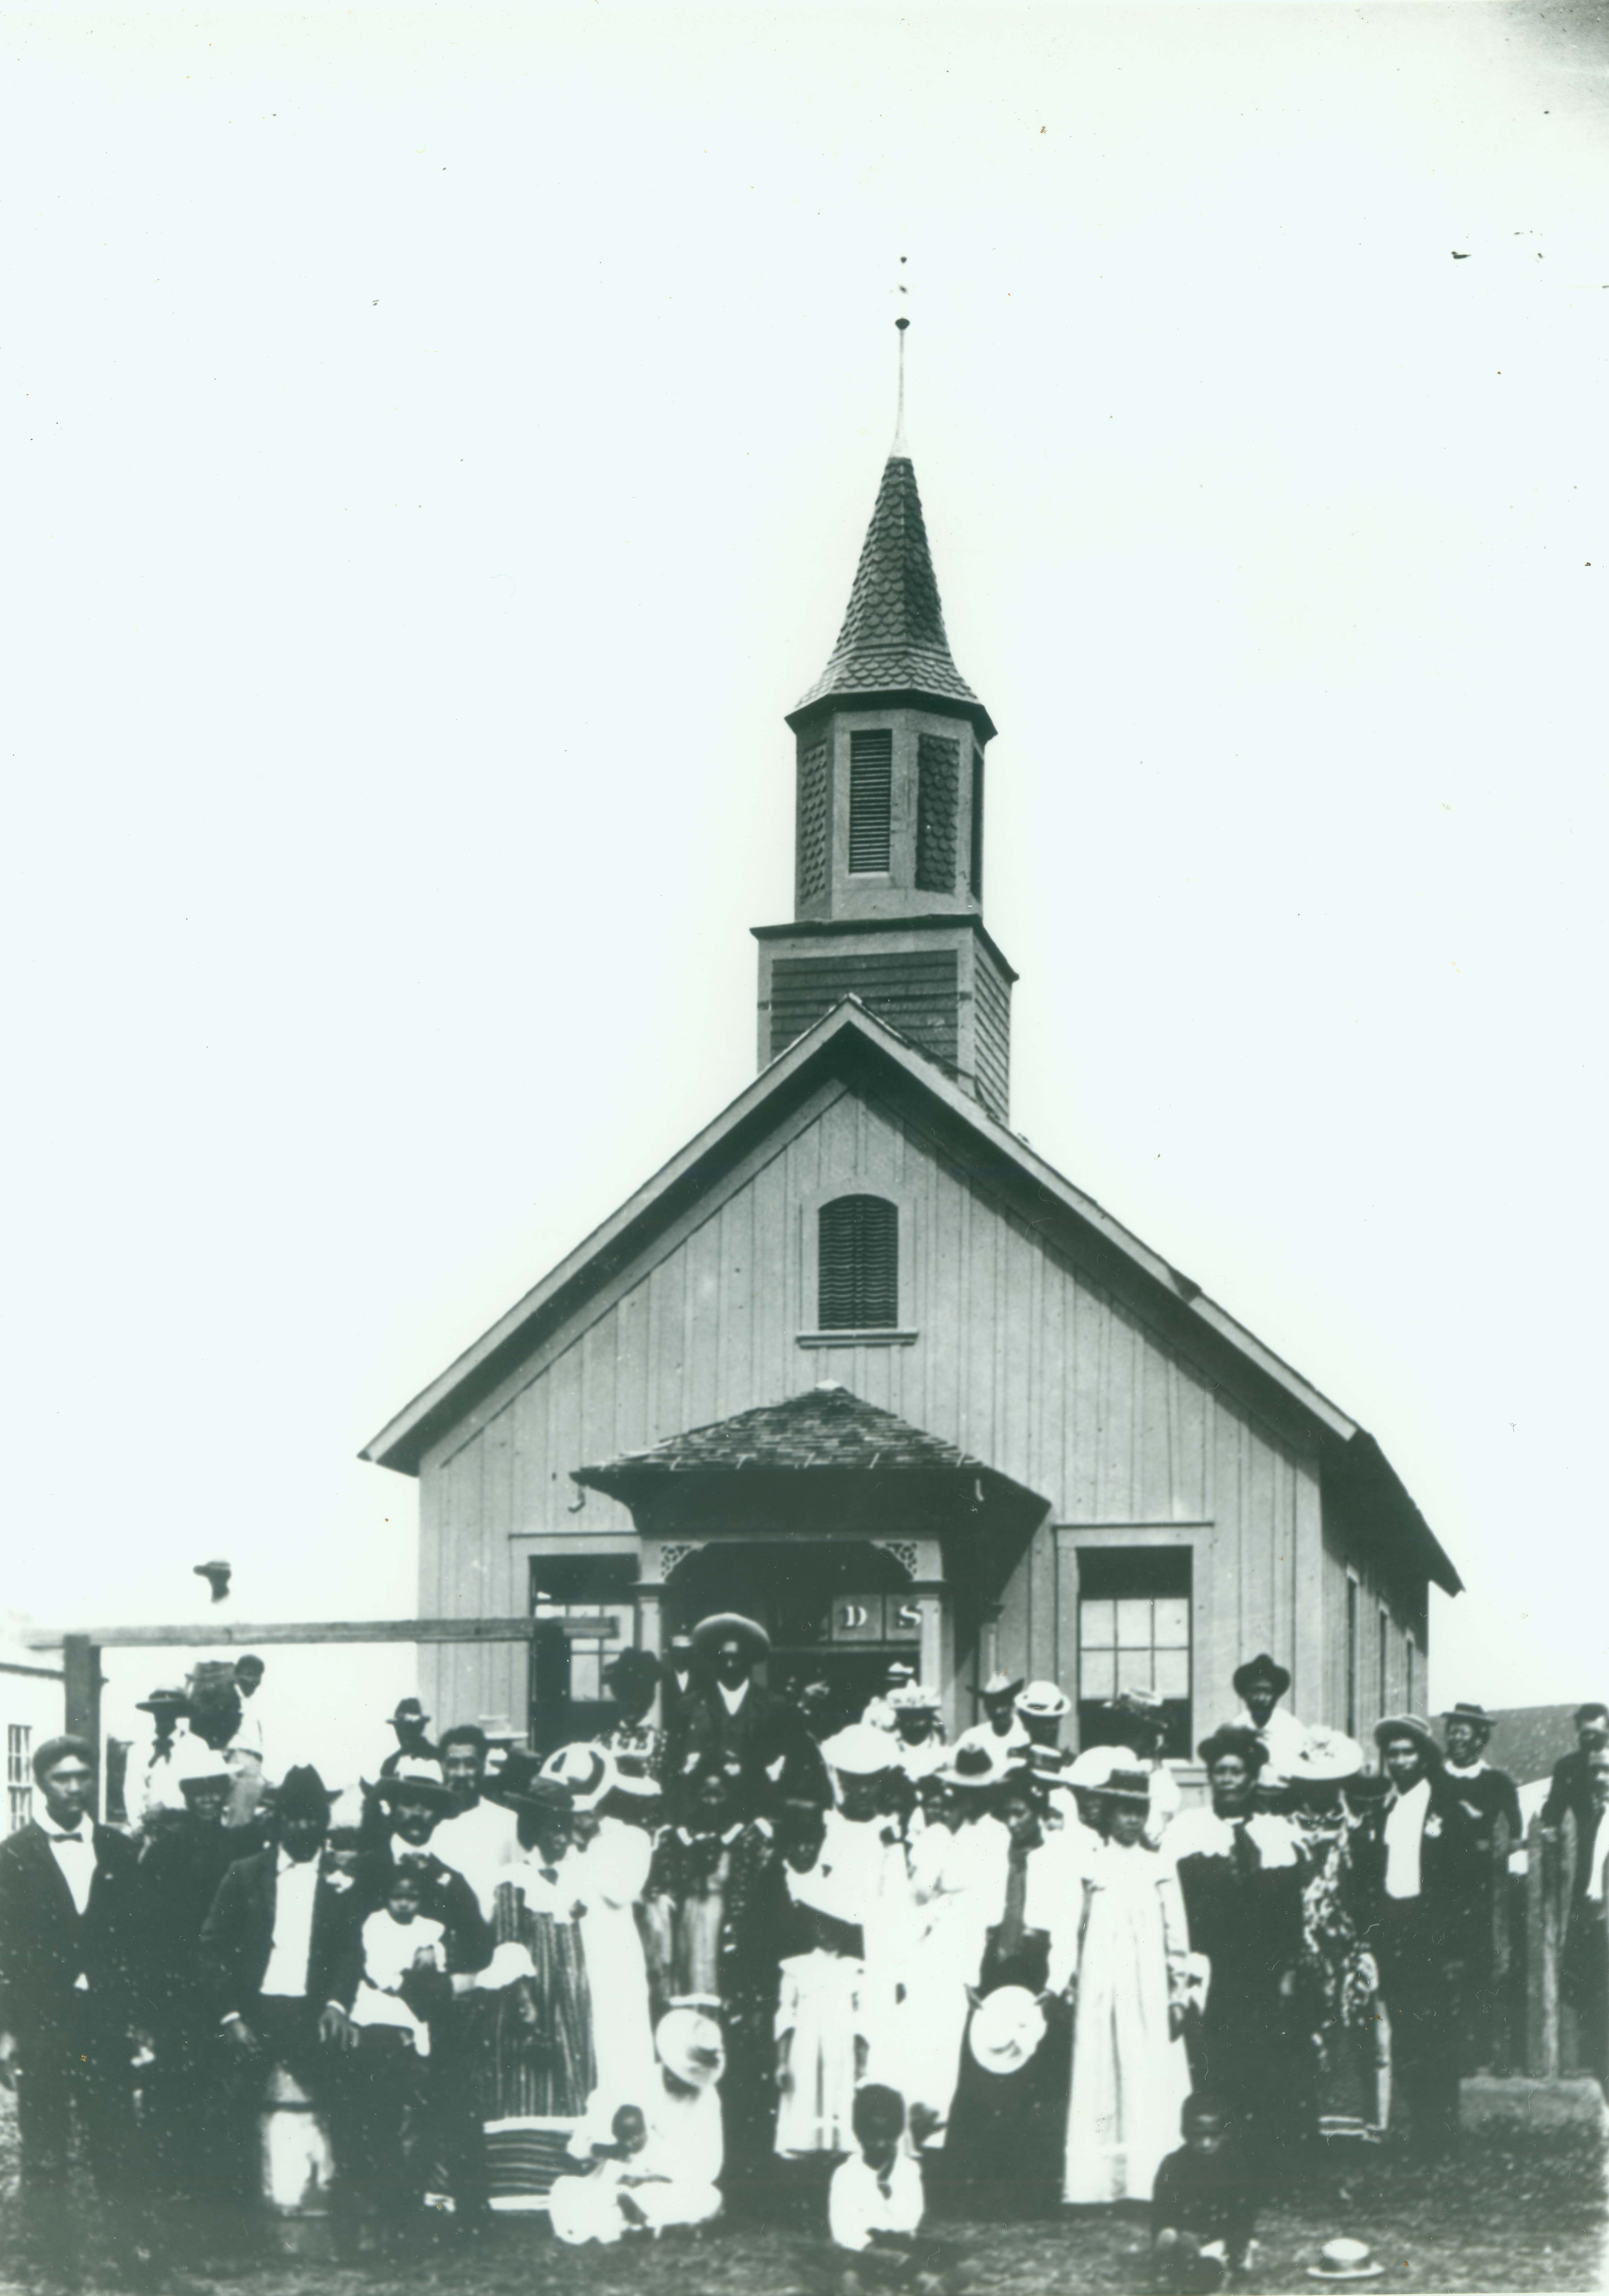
[754, 341, 1015, 1122]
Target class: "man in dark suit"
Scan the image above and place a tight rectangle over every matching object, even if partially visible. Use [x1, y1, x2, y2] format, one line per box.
[1354, 1716, 1481, 2155]
[667, 1613, 829, 1813]
[1439, 1701, 1523, 2072]
[1541, 1704, 1609, 1839]
[198, 1763, 364, 2239]
[0, 1733, 157, 2288]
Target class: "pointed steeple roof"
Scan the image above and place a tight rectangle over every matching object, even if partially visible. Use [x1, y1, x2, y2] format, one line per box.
[789, 453, 996, 741]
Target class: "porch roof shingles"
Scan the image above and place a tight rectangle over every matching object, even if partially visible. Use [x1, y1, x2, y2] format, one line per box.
[574, 1382, 998, 1491]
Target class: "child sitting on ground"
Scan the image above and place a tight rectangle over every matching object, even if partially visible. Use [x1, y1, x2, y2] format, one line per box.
[829, 2084, 976, 2296]
[1151, 2094, 1258, 2289]
[349, 1862, 446, 2054]
[550, 2104, 662, 2245]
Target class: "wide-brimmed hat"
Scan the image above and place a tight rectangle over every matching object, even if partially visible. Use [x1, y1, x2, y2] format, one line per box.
[1097, 1765, 1153, 1807]
[493, 1747, 573, 1817]
[1441, 1701, 1493, 1734]
[1015, 1680, 1071, 1721]
[1233, 1652, 1292, 1700]
[1307, 2239, 1384, 2282]
[389, 1697, 431, 1728]
[136, 1686, 191, 1714]
[1290, 1728, 1364, 1784]
[541, 1743, 618, 1812]
[689, 1613, 770, 1662]
[1197, 1726, 1268, 1774]
[887, 1681, 940, 1714]
[177, 1760, 233, 1795]
[373, 1756, 457, 1812]
[1374, 1714, 1443, 1767]
[968, 1987, 1046, 2076]
[655, 2009, 726, 2090]
[936, 1741, 1010, 1791]
[820, 1723, 897, 1778]
[277, 1764, 334, 1820]
[981, 1670, 1025, 1701]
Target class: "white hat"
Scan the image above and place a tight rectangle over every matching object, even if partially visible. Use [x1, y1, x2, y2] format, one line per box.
[655, 2009, 726, 2090]
[540, 1743, 618, 1812]
[820, 1723, 898, 1777]
[1308, 2239, 1383, 2282]
[1014, 1680, 1071, 1721]
[981, 1670, 1025, 1700]
[1068, 1744, 1125, 1789]
[1290, 1728, 1365, 1784]
[967, 1986, 1046, 2076]
[887, 1681, 940, 1713]
[936, 1740, 1011, 1790]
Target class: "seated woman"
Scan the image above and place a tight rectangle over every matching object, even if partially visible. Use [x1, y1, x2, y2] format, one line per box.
[551, 2012, 726, 2243]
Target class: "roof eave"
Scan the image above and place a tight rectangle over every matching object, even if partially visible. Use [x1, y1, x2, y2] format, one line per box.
[785, 685, 997, 745]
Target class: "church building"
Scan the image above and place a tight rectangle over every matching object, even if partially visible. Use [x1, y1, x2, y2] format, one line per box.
[363, 400, 1461, 1766]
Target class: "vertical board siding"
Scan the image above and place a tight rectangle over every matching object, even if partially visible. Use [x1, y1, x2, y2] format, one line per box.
[420, 1083, 1325, 1735]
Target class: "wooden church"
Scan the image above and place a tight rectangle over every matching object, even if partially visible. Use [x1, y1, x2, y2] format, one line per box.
[363, 401, 1461, 1766]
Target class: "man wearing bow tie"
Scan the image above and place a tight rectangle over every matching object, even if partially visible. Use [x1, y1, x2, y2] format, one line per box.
[0, 1734, 155, 2288]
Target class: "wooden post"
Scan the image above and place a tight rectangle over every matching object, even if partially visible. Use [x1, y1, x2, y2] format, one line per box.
[62, 1635, 104, 1817]
[1490, 1813, 1513, 2075]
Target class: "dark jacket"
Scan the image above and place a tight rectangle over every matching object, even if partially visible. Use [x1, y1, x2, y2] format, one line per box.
[1352, 1771, 1481, 1952]
[1151, 2137, 1258, 2260]
[357, 1846, 493, 1977]
[136, 1818, 253, 2018]
[1443, 1764, 1523, 1858]
[0, 1819, 144, 2048]
[667, 1682, 829, 1808]
[1541, 1749, 1601, 1839]
[198, 1846, 363, 2021]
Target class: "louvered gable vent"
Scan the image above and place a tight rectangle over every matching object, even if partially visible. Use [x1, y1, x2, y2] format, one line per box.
[818, 1194, 899, 1329]
[848, 731, 893, 873]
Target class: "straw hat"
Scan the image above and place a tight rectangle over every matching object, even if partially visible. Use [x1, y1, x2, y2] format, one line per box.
[936, 1741, 1011, 1790]
[887, 1681, 941, 1714]
[689, 1613, 770, 1662]
[372, 1756, 457, 1811]
[967, 1987, 1046, 2076]
[1098, 1766, 1153, 1807]
[1015, 1680, 1071, 1721]
[820, 1723, 897, 1777]
[1373, 1714, 1443, 1768]
[655, 2009, 726, 2090]
[1307, 2239, 1384, 2282]
[1290, 1728, 1364, 1784]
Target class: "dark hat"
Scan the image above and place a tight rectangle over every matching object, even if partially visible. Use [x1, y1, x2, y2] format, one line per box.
[1232, 1652, 1292, 1700]
[980, 1670, 1025, 1701]
[603, 1648, 662, 1693]
[1098, 1766, 1154, 1807]
[494, 1747, 572, 1817]
[390, 1697, 431, 1727]
[135, 1685, 191, 1714]
[689, 1612, 770, 1662]
[1374, 1714, 1443, 1767]
[1198, 1725, 1269, 1773]
[277, 1764, 334, 1820]
[1441, 1701, 1493, 1732]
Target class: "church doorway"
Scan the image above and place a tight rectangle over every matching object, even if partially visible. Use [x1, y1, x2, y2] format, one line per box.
[663, 1540, 926, 1736]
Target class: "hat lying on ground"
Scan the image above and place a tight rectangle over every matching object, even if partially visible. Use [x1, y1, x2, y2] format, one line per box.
[1015, 1680, 1071, 1721]
[1232, 1652, 1292, 1700]
[820, 1723, 897, 1777]
[968, 1987, 1046, 2076]
[656, 2009, 726, 2090]
[1307, 2239, 1384, 2282]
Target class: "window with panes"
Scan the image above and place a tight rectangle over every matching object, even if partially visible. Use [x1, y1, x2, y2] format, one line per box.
[1076, 1548, 1192, 1759]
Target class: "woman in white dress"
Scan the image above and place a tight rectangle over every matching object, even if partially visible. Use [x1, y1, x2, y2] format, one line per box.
[890, 1741, 1010, 2141]
[1063, 1767, 1191, 2206]
[542, 1743, 657, 2119]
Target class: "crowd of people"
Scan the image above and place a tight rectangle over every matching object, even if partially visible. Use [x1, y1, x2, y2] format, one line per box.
[1, 1626, 1602, 2295]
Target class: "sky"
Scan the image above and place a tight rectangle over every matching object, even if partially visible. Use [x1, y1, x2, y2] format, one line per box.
[3, 1, 1606, 1771]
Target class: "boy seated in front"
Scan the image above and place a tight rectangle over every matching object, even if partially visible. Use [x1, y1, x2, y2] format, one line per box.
[1151, 2095, 1258, 2289]
[829, 2084, 975, 2296]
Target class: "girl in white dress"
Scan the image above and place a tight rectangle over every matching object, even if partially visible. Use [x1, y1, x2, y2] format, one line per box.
[541, 1743, 657, 2118]
[1063, 1768, 1191, 2205]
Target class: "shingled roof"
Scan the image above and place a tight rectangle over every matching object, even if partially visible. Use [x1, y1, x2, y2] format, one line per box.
[788, 454, 996, 741]
[574, 1381, 993, 1488]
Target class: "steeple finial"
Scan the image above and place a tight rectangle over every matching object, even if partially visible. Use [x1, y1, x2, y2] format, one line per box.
[891, 256, 911, 458]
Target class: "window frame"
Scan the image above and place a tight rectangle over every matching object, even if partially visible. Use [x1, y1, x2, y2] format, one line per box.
[796, 1184, 918, 1347]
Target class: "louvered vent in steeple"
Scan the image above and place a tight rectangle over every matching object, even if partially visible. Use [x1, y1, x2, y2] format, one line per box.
[848, 732, 893, 873]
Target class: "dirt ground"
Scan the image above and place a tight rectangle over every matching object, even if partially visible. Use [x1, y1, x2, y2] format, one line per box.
[0, 2095, 1602, 2296]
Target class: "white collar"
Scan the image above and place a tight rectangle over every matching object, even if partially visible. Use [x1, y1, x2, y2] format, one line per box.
[1444, 1759, 1488, 1779]
[717, 1679, 750, 1713]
